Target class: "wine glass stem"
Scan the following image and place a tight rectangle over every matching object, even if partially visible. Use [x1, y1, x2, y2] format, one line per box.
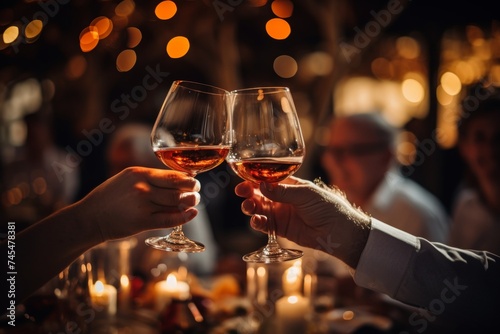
[261, 195, 283, 254]
[167, 226, 187, 243]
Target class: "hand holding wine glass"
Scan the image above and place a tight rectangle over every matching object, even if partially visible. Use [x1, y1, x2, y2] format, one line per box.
[227, 87, 305, 263]
[147, 80, 230, 253]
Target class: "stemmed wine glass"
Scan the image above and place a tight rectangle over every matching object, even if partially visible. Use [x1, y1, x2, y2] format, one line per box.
[227, 87, 305, 263]
[146, 80, 230, 253]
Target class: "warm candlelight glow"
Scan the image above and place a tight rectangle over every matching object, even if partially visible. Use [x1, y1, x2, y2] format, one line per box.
[154, 273, 190, 312]
[95, 280, 105, 293]
[90, 280, 117, 316]
[282, 260, 302, 296]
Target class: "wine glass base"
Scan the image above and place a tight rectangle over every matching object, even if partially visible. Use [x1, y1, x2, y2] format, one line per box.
[145, 236, 205, 253]
[242, 247, 303, 264]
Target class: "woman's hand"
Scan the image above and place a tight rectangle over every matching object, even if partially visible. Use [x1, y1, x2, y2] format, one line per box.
[76, 166, 201, 242]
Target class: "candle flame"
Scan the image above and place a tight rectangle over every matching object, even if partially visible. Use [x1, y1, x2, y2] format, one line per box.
[165, 273, 178, 288]
[287, 295, 299, 304]
[95, 280, 104, 293]
[120, 274, 130, 288]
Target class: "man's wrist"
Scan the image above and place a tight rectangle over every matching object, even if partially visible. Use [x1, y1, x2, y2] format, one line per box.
[342, 215, 372, 269]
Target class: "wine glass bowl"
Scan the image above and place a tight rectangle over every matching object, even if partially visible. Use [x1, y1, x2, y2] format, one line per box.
[146, 80, 230, 253]
[227, 87, 305, 263]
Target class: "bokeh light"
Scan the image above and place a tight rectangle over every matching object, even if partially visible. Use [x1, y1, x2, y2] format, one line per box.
[273, 55, 297, 78]
[155, 1, 177, 20]
[266, 18, 291, 40]
[65, 55, 87, 80]
[271, 0, 293, 18]
[127, 27, 142, 48]
[90, 16, 113, 39]
[440, 71, 461, 96]
[402, 78, 425, 103]
[3, 26, 19, 44]
[25, 20, 43, 40]
[80, 27, 99, 52]
[166, 36, 190, 58]
[116, 49, 137, 72]
[115, 0, 135, 17]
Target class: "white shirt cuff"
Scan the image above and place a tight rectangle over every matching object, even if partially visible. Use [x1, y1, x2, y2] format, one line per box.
[353, 218, 420, 297]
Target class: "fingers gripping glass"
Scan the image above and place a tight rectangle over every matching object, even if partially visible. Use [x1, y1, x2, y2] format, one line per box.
[146, 80, 230, 253]
[227, 87, 305, 263]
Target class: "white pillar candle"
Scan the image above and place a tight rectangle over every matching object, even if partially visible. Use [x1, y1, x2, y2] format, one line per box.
[154, 273, 190, 312]
[90, 280, 117, 316]
[275, 294, 309, 334]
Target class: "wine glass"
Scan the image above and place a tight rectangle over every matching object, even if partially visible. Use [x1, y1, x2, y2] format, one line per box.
[146, 80, 230, 253]
[227, 87, 305, 263]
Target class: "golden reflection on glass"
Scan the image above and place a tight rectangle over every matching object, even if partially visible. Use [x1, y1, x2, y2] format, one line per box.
[155, 1, 177, 20]
[3, 25, 19, 44]
[265, 18, 291, 40]
[116, 49, 137, 72]
[271, 0, 293, 18]
[127, 27, 142, 48]
[273, 55, 297, 78]
[166, 36, 190, 58]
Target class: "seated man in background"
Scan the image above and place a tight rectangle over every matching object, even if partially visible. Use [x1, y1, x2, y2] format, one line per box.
[281, 112, 449, 281]
[320, 112, 449, 242]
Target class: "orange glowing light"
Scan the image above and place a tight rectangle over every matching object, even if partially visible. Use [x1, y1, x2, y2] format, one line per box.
[271, 0, 293, 18]
[3, 25, 19, 44]
[80, 27, 99, 52]
[127, 27, 142, 48]
[90, 16, 113, 39]
[155, 1, 177, 20]
[116, 49, 137, 72]
[166, 36, 190, 58]
[265, 18, 290, 40]
[25, 20, 43, 40]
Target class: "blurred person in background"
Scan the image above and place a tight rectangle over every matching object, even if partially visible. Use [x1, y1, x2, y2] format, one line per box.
[105, 122, 218, 277]
[448, 87, 500, 255]
[319, 112, 449, 241]
[280, 112, 449, 285]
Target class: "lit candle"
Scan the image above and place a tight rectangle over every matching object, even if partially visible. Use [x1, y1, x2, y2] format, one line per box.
[154, 273, 190, 312]
[256, 266, 268, 305]
[119, 274, 131, 310]
[90, 280, 117, 316]
[246, 266, 257, 300]
[275, 294, 310, 334]
[282, 261, 303, 296]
